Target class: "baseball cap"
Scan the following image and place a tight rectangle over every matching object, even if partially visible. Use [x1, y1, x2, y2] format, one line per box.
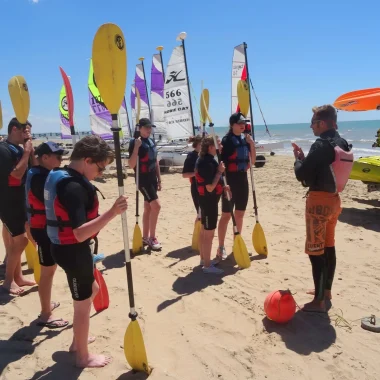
[34, 141, 69, 157]
[229, 112, 247, 126]
[138, 118, 156, 128]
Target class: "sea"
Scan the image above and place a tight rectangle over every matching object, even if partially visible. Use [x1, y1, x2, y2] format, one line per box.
[10, 119, 380, 159]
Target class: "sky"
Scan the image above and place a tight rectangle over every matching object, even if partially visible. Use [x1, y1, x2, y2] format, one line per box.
[0, 0, 379, 133]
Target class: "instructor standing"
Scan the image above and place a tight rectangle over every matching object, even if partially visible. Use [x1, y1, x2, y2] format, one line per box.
[293, 105, 353, 313]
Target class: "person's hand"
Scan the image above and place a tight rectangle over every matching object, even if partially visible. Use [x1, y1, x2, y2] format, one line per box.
[292, 143, 304, 160]
[157, 181, 162, 191]
[134, 137, 142, 150]
[218, 161, 225, 173]
[246, 133, 255, 146]
[23, 139, 33, 154]
[223, 185, 231, 198]
[110, 195, 128, 216]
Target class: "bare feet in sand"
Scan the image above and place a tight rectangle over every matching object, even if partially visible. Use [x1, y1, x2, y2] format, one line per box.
[2, 281, 25, 295]
[76, 353, 111, 368]
[306, 289, 332, 300]
[15, 276, 36, 287]
[302, 300, 326, 313]
[69, 336, 96, 352]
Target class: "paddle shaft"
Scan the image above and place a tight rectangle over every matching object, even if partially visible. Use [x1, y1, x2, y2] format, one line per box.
[111, 115, 136, 316]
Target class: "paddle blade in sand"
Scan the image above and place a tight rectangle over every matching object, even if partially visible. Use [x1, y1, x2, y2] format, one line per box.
[0, 100, 3, 130]
[233, 233, 251, 269]
[237, 79, 250, 116]
[252, 223, 268, 256]
[124, 321, 150, 373]
[132, 223, 143, 254]
[8, 75, 30, 124]
[191, 219, 201, 251]
[93, 268, 110, 312]
[200, 89, 209, 125]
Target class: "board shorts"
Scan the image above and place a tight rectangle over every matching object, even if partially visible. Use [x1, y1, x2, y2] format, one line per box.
[31, 228, 55, 267]
[139, 175, 158, 203]
[51, 241, 94, 301]
[222, 173, 249, 213]
[0, 199, 27, 237]
[199, 194, 221, 231]
[305, 191, 342, 255]
[191, 181, 200, 213]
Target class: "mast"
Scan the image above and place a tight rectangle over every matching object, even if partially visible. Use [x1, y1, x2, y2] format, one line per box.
[243, 42, 255, 141]
[177, 32, 195, 136]
[156, 46, 165, 82]
[138, 57, 151, 120]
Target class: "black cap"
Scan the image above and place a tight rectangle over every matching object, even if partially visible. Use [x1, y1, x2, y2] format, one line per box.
[229, 112, 247, 126]
[34, 142, 69, 157]
[138, 118, 156, 128]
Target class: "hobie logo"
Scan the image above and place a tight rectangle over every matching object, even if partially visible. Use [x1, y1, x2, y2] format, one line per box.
[23, 83, 28, 92]
[61, 96, 68, 112]
[165, 70, 185, 84]
[114, 34, 124, 50]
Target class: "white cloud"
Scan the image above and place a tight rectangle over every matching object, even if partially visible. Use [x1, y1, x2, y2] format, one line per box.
[30, 0, 40, 3]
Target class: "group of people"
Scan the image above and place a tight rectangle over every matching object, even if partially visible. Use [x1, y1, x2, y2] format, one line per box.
[0, 104, 353, 369]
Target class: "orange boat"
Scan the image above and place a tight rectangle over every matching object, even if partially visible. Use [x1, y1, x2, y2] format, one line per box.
[333, 88, 380, 111]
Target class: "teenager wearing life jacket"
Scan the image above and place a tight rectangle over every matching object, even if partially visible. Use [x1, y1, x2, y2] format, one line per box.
[217, 113, 256, 259]
[0, 118, 36, 295]
[44, 135, 128, 368]
[195, 136, 230, 275]
[293, 105, 353, 313]
[182, 135, 203, 216]
[128, 118, 162, 251]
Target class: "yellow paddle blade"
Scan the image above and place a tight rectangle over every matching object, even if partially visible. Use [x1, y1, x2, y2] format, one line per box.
[25, 240, 35, 270]
[0, 100, 3, 130]
[252, 222, 268, 255]
[237, 79, 249, 117]
[8, 75, 30, 123]
[191, 220, 201, 251]
[124, 320, 151, 374]
[200, 89, 209, 125]
[92, 23, 127, 115]
[132, 224, 143, 254]
[232, 234, 251, 269]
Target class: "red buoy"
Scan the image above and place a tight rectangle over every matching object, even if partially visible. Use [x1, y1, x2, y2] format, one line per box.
[264, 290, 296, 323]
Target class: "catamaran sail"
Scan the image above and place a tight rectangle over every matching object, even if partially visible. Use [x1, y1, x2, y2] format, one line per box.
[130, 84, 136, 128]
[88, 59, 130, 140]
[59, 85, 72, 139]
[134, 63, 150, 120]
[163, 45, 193, 141]
[151, 52, 167, 138]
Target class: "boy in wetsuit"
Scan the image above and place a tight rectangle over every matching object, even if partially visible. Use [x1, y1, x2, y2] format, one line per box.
[44, 135, 128, 368]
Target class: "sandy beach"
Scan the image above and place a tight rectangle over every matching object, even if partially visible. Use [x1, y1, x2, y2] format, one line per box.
[1, 155, 380, 380]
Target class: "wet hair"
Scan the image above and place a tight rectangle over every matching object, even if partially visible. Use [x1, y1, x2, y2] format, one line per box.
[312, 105, 337, 129]
[199, 135, 216, 157]
[70, 135, 115, 164]
[188, 135, 203, 148]
[7, 117, 32, 134]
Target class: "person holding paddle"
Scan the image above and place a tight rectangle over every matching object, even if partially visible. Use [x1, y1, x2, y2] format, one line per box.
[195, 136, 228, 274]
[128, 118, 162, 251]
[26, 142, 69, 328]
[44, 135, 128, 367]
[293, 105, 353, 313]
[0, 118, 36, 295]
[216, 112, 256, 259]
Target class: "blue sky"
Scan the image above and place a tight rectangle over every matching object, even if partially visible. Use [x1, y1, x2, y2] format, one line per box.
[0, 0, 379, 133]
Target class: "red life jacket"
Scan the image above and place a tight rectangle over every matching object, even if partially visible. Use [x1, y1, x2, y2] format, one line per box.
[25, 166, 49, 229]
[195, 155, 223, 196]
[45, 168, 99, 245]
[226, 134, 250, 172]
[0, 141, 24, 187]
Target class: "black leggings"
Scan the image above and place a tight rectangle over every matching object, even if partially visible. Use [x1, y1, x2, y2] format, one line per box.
[309, 246, 336, 301]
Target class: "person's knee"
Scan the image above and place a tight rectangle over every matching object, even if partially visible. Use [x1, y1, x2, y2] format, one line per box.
[13, 235, 28, 252]
[41, 264, 57, 277]
[150, 200, 161, 212]
[235, 210, 245, 220]
[220, 212, 231, 222]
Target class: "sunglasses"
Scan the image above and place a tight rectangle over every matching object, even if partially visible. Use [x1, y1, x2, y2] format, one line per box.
[95, 162, 106, 173]
[310, 119, 322, 127]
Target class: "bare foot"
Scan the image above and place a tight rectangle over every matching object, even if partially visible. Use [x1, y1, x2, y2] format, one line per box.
[76, 353, 111, 368]
[15, 277, 36, 287]
[69, 336, 96, 352]
[302, 300, 326, 313]
[306, 289, 332, 300]
[2, 281, 25, 295]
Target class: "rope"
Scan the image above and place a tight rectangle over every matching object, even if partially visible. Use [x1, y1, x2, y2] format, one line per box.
[249, 78, 272, 137]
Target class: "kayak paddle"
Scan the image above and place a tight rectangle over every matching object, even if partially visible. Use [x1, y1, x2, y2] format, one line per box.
[8, 75, 30, 124]
[202, 89, 251, 269]
[132, 86, 143, 254]
[237, 79, 268, 256]
[92, 23, 150, 374]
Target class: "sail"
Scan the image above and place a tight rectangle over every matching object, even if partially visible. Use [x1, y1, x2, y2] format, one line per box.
[134, 63, 150, 120]
[59, 85, 72, 139]
[163, 45, 193, 140]
[131, 84, 136, 127]
[88, 59, 130, 139]
[232, 43, 250, 119]
[151, 53, 167, 138]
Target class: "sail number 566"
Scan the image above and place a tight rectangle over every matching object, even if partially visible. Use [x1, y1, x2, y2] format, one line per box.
[166, 90, 182, 98]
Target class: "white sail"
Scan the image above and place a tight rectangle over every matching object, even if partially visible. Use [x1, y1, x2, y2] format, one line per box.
[232, 43, 251, 119]
[163, 46, 193, 141]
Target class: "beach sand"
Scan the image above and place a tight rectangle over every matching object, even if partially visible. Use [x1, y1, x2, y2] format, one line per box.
[1, 155, 380, 380]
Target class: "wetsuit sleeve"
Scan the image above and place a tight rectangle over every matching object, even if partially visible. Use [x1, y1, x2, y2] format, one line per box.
[57, 181, 89, 229]
[30, 174, 46, 203]
[182, 152, 196, 173]
[0, 144, 14, 180]
[198, 162, 215, 185]
[294, 140, 334, 185]
[220, 136, 234, 164]
[128, 139, 135, 157]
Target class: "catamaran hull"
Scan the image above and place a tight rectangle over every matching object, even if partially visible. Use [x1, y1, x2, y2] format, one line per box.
[350, 156, 380, 183]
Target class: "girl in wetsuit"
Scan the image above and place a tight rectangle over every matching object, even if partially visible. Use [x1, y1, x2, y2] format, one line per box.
[217, 112, 256, 259]
[182, 135, 203, 216]
[195, 136, 229, 275]
[128, 118, 162, 251]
